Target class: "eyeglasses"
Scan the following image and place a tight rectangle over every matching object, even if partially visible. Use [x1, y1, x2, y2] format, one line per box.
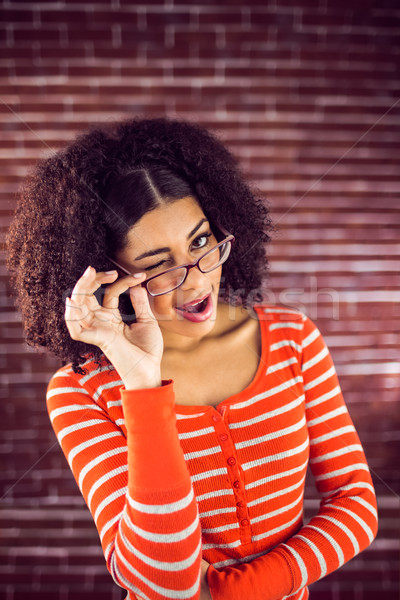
[105, 224, 235, 297]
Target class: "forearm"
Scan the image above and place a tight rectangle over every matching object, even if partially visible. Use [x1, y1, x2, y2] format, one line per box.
[47, 371, 202, 600]
[108, 381, 203, 599]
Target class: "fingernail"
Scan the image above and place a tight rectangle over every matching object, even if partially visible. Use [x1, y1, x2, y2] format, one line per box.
[133, 272, 145, 278]
[83, 265, 92, 277]
[105, 270, 117, 275]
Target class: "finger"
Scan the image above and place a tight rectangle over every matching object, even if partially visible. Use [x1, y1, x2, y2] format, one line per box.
[71, 266, 118, 305]
[102, 272, 146, 311]
[129, 282, 157, 323]
[65, 297, 87, 340]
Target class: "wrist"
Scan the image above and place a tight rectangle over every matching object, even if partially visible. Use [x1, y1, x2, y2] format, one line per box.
[122, 375, 162, 390]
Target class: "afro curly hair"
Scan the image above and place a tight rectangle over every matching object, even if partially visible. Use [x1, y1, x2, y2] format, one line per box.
[6, 116, 274, 375]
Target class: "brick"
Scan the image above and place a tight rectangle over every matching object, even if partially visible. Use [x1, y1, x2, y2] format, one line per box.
[13, 28, 62, 43]
[145, 11, 192, 28]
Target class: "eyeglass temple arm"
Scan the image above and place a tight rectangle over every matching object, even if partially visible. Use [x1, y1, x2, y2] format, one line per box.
[105, 255, 133, 276]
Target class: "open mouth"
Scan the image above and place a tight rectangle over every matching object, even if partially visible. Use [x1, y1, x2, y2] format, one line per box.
[175, 293, 213, 322]
[180, 296, 209, 313]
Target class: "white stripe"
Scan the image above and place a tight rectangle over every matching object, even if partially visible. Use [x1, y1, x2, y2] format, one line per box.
[119, 529, 202, 572]
[230, 376, 304, 410]
[100, 511, 123, 542]
[202, 540, 241, 550]
[109, 556, 151, 600]
[199, 506, 237, 519]
[94, 486, 127, 522]
[307, 405, 347, 427]
[176, 412, 206, 420]
[116, 418, 125, 426]
[88, 465, 128, 508]
[79, 446, 127, 488]
[314, 464, 370, 482]
[263, 307, 302, 316]
[248, 474, 306, 508]
[303, 366, 336, 391]
[178, 426, 214, 440]
[92, 379, 123, 401]
[212, 548, 268, 569]
[252, 493, 303, 524]
[242, 437, 309, 471]
[114, 537, 201, 598]
[309, 444, 363, 464]
[79, 365, 107, 385]
[58, 418, 106, 442]
[191, 468, 227, 482]
[295, 534, 327, 577]
[127, 488, 194, 515]
[309, 425, 355, 445]
[267, 356, 298, 374]
[350, 496, 378, 518]
[303, 524, 344, 565]
[184, 446, 221, 460]
[107, 399, 122, 408]
[302, 347, 329, 372]
[323, 505, 375, 543]
[123, 510, 200, 544]
[196, 488, 234, 503]
[320, 481, 375, 498]
[47, 386, 90, 400]
[49, 402, 103, 422]
[316, 514, 359, 553]
[283, 587, 306, 600]
[281, 544, 308, 589]
[236, 415, 307, 450]
[246, 459, 309, 490]
[230, 394, 304, 430]
[301, 328, 320, 350]
[202, 522, 239, 534]
[252, 507, 303, 542]
[305, 386, 341, 409]
[270, 339, 302, 353]
[68, 431, 123, 465]
[270, 322, 304, 331]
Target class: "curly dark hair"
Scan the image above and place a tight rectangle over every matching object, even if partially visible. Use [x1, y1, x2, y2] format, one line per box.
[6, 116, 274, 375]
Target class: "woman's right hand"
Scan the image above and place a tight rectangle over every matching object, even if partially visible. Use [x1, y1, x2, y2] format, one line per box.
[65, 266, 164, 389]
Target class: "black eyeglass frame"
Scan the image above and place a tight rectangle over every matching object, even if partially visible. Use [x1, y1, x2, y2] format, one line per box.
[105, 223, 235, 297]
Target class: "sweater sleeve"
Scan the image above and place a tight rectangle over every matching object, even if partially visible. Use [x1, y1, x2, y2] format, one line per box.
[207, 313, 378, 600]
[46, 370, 202, 600]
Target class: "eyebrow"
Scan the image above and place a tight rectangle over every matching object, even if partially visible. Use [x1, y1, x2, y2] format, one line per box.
[134, 218, 209, 261]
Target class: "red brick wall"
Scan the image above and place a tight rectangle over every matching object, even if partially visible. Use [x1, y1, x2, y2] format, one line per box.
[1, 1, 399, 598]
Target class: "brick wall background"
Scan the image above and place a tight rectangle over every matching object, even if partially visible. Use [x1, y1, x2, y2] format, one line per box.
[1, 1, 399, 598]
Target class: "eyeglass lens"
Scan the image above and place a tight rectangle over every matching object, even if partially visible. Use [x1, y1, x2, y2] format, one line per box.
[146, 241, 231, 296]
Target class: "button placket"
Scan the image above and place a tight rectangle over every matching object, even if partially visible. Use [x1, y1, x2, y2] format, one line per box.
[210, 408, 251, 541]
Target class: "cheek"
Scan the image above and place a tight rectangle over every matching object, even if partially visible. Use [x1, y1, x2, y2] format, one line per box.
[148, 293, 175, 318]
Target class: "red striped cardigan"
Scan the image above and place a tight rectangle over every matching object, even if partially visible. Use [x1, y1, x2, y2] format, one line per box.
[46, 305, 378, 600]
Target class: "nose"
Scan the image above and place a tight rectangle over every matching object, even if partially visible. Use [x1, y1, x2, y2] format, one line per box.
[181, 263, 212, 291]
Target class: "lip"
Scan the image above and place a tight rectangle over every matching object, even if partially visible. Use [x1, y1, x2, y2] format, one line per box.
[176, 292, 211, 310]
[175, 293, 214, 323]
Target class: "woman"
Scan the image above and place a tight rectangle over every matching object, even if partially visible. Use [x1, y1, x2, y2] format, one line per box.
[6, 117, 378, 600]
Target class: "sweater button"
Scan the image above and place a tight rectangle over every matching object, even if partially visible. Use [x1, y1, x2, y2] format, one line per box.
[227, 457, 236, 466]
[241, 519, 249, 527]
[219, 434, 228, 442]
[236, 501, 244, 508]
[212, 415, 220, 422]
[233, 480, 240, 489]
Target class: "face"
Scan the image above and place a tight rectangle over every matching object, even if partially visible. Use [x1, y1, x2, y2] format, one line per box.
[114, 196, 223, 344]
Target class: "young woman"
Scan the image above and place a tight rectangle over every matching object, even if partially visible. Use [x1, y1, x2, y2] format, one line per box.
[6, 117, 378, 600]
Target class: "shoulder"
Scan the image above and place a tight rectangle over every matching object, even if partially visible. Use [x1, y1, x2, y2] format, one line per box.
[46, 354, 122, 403]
